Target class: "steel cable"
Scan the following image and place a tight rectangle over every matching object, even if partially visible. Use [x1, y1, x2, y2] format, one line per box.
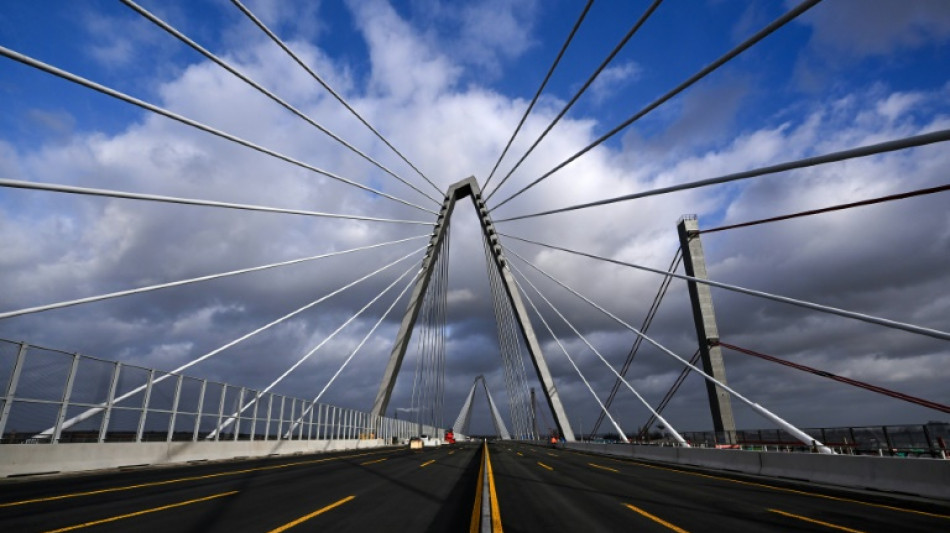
[482, 0, 595, 191]
[230, 0, 442, 196]
[490, 0, 823, 212]
[0, 46, 435, 215]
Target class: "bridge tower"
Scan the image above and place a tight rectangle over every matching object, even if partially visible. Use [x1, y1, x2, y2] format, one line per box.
[371, 177, 575, 441]
[677, 216, 737, 444]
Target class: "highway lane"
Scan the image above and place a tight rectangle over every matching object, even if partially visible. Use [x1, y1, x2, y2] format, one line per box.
[0, 443, 481, 532]
[488, 442, 950, 532]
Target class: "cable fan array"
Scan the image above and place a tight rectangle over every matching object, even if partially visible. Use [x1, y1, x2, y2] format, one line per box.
[409, 223, 450, 431]
[481, 237, 536, 440]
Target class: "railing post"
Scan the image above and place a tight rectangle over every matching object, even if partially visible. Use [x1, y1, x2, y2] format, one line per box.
[677, 216, 738, 444]
[167, 374, 183, 442]
[234, 387, 245, 441]
[307, 402, 315, 440]
[99, 361, 121, 443]
[136, 369, 155, 443]
[276, 396, 286, 441]
[0, 343, 29, 442]
[316, 403, 324, 440]
[192, 379, 207, 442]
[250, 391, 260, 441]
[264, 393, 273, 441]
[52, 353, 81, 443]
[287, 398, 297, 440]
[332, 407, 339, 440]
[922, 424, 934, 457]
[214, 384, 227, 442]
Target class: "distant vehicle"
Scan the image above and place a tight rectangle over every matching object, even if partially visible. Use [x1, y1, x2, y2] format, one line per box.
[407, 434, 442, 449]
[445, 430, 456, 444]
[419, 434, 442, 447]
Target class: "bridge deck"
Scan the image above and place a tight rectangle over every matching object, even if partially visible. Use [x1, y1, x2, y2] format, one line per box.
[0, 442, 946, 532]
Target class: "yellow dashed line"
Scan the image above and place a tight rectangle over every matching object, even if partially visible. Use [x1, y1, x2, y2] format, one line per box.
[267, 495, 355, 533]
[568, 451, 950, 520]
[0, 449, 393, 508]
[537, 462, 553, 471]
[768, 508, 866, 533]
[623, 502, 690, 533]
[43, 491, 238, 533]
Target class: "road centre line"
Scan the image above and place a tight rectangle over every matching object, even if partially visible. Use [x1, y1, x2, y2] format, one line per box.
[485, 443, 503, 532]
[359, 458, 388, 466]
[623, 502, 690, 533]
[42, 490, 238, 533]
[768, 508, 866, 533]
[588, 463, 619, 473]
[420, 460, 436, 468]
[0, 449, 397, 508]
[267, 495, 355, 533]
[537, 462, 553, 471]
[469, 444, 486, 533]
[566, 451, 950, 520]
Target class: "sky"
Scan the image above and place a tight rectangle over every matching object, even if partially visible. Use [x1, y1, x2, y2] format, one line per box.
[0, 0, 949, 438]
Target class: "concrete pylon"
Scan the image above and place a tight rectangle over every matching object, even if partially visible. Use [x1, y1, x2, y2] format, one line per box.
[371, 177, 575, 441]
[677, 215, 737, 444]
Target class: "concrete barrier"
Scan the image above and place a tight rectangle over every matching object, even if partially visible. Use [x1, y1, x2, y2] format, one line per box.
[564, 442, 950, 500]
[0, 439, 389, 478]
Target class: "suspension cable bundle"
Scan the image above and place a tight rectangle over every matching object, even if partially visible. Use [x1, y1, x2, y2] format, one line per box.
[409, 223, 450, 431]
[482, 238, 536, 439]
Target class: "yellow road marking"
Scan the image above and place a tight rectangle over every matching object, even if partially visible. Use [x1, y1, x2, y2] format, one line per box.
[768, 508, 866, 533]
[588, 463, 619, 473]
[360, 458, 388, 466]
[448, 450, 455, 455]
[623, 503, 690, 533]
[485, 444, 503, 532]
[420, 460, 436, 468]
[516, 452, 523, 456]
[42, 490, 238, 533]
[469, 443, 486, 533]
[537, 462, 553, 471]
[0, 449, 394, 508]
[547, 452, 558, 457]
[267, 495, 355, 533]
[572, 451, 950, 520]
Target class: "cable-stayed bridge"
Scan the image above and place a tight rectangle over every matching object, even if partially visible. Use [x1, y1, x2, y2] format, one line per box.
[1, 0, 949, 530]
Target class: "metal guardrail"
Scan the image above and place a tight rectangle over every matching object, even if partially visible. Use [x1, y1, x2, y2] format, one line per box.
[673, 425, 950, 457]
[0, 339, 440, 445]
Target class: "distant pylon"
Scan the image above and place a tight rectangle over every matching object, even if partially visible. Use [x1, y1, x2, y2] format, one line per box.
[452, 375, 511, 439]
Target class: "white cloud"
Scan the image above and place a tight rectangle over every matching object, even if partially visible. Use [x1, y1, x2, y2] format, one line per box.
[1, 0, 947, 435]
[589, 61, 642, 104]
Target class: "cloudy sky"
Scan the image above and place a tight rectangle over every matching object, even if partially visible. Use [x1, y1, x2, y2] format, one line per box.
[1, 0, 948, 438]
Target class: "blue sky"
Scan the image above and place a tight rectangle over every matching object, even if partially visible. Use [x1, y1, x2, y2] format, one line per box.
[1, 0, 949, 437]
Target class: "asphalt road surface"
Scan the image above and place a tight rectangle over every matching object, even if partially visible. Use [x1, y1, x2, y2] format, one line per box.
[0, 441, 947, 532]
[488, 442, 949, 532]
[0, 443, 480, 532]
